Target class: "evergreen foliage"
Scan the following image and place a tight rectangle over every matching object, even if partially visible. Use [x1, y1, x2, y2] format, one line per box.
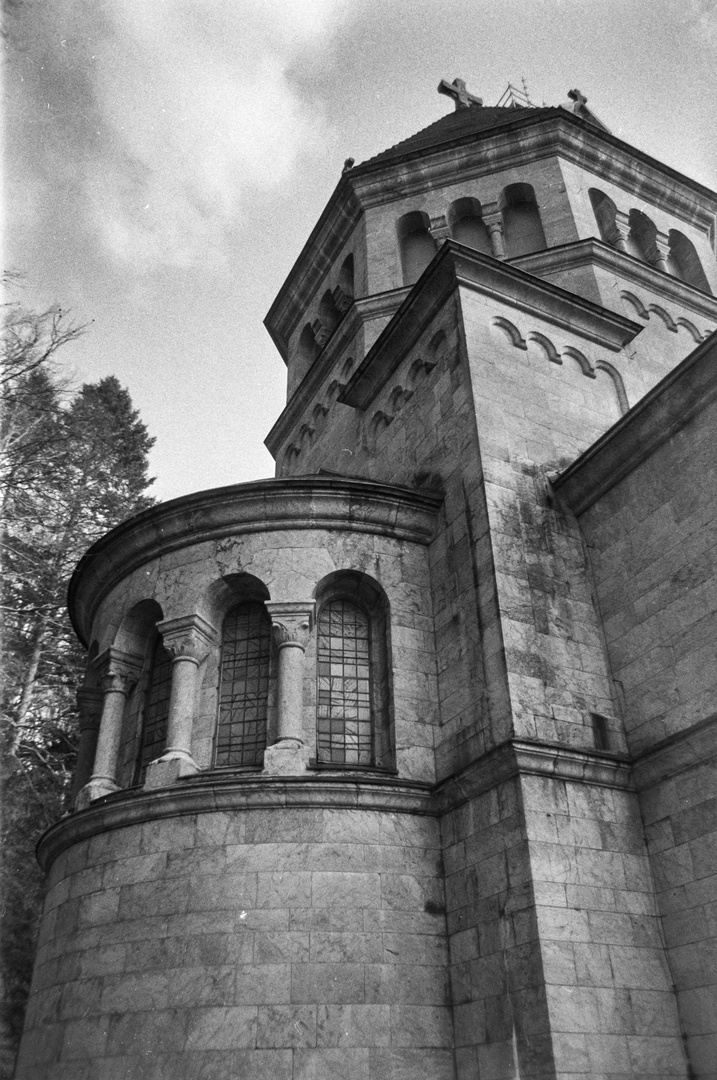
[0, 303, 155, 1076]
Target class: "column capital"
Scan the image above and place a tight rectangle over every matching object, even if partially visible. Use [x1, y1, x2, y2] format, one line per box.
[96, 647, 143, 695]
[157, 613, 217, 663]
[482, 212, 506, 259]
[654, 231, 671, 270]
[265, 600, 315, 651]
[429, 214, 451, 242]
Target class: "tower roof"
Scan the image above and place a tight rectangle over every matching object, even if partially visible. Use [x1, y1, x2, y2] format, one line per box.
[352, 103, 554, 173]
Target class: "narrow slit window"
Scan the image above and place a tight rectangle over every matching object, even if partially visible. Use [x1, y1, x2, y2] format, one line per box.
[316, 599, 373, 765]
[215, 602, 271, 767]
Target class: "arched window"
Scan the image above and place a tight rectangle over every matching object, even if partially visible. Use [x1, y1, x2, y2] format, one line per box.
[338, 253, 354, 299]
[297, 324, 321, 382]
[318, 290, 341, 339]
[136, 634, 172, 780]
[314, 572, 392, 769]
[501, 183, 546, 257]
[215, 602, 272, 767]
[589, 188, 619, 246]
[667, 230, 712, 292]
[317, 600, 373, 765]
[398, 211, 437, 285]
[449, 197, 491, 254]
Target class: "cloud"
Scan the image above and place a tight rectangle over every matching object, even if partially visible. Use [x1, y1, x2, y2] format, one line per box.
[84, 0, 351, 269]
[676, 0, 717, 48]
[12, 0, 349, 275]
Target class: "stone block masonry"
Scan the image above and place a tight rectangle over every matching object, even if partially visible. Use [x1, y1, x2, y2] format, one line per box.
[17, 795, 455, 1080]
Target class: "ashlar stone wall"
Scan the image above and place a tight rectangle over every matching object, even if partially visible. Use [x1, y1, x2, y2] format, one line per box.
[18, 800, 454, 1080]
[564, 358, 717, 1078]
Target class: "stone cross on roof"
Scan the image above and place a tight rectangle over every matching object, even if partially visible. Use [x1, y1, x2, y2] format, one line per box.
[438, 78, 483, 110]
[568, 88, 588, 109]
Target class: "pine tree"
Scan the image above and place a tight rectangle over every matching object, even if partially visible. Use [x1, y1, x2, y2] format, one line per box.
[0, 305, 156, 1076]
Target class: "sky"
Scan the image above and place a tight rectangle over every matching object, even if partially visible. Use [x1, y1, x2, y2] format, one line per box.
[6, 0, 717, 503]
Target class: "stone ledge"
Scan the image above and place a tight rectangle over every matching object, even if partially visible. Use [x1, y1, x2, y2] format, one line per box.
[512, 239, 717, 321]
[36, 773, 435, 872]
[631, 713, 717, 790]
[432, 738, 633, 815]
[38, 739, 635, 872]
[341, 241, 641, 411]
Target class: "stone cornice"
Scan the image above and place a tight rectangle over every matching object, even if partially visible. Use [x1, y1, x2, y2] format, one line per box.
[553, 331, 717, 515]
[341, 242, 641, 411]
[36, 774, 435, 871]
[264, 288, 410, 458]
[348, 112, 717, 229]
[631, 714, 717, 790]
[511, 239, 717, 321]
[37, 736, 635, 871]
[68, 477, 443, 645]
[432, 738, 633, 815]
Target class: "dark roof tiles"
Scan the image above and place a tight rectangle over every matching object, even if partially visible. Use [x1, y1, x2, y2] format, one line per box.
[354, 104, 558, 172]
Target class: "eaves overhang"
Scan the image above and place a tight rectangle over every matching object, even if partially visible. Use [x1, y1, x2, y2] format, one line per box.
[340, 241, 642, 411]
[511, 239, 717, 322]
[348, 109, 717, 226]
[553, 330, 717, 515]
[68, 477, 443, 647]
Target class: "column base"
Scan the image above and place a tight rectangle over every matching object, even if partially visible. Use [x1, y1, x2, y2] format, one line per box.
[75, 776, 120, 810]
[262, 740, 309, 776]
[144, 750, 199, 790]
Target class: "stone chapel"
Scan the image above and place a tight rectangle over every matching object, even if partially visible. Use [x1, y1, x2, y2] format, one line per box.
[16, 82, 717, 1079]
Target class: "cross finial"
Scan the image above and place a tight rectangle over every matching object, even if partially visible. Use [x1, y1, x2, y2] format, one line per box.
[568, 88, 588, 109]
[438, 78, 483, 110]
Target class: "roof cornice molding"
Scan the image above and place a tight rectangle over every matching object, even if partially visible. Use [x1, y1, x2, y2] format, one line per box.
[341, 242, 641, 411]
[68, 477, 443, 645]
[265, 287, 410, 457]
[349, 113, 717, 229]
[553, 331, 717, 515]
[511, 239, 717, 321]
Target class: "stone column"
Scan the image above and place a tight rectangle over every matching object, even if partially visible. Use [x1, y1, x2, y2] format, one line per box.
[611, 211, 631, 253]
[75, 648, 142, 809]
[71, 684, 104, 805]
[654, 231, 671, 272]
[144, 614, 217, 790]
[483, 211, 506, 259]
[263, 600, 315, 775]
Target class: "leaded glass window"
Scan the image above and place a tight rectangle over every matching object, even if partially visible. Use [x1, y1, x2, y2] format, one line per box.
[215, 602, 271, 767]
[317, 599, 373, 765]
[138, 638, 172, 777]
